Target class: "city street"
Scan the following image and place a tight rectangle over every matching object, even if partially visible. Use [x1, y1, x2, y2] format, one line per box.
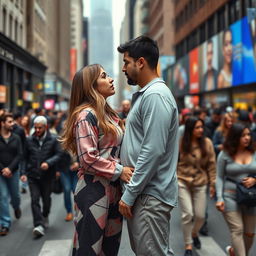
[1, 191, 255, 256]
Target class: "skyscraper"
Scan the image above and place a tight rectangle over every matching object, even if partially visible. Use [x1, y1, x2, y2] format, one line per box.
[89, 0, 114, 77]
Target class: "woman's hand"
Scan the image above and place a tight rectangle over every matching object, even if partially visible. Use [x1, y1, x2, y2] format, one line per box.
[216, 201, 225, 212]
[210, 186, 216, 198]
[242, 177, 256, 188]
[120, 167, 134, 183]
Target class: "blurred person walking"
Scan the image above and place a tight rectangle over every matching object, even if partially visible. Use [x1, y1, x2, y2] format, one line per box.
[117, 36, 179, 256]
[177, 116, 216, 256]
[216, 122, 256, 256]
[58, 149, 79, 222]
[20, 116, 62, 238]
[0, 113, 22, 236]
[213, 112, 234, 156]
[61, 64, 133, 256]
[118, 99, 131, 123]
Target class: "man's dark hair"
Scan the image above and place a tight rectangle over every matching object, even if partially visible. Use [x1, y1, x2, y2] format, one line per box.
[13, 112, 22, 120]
[0, 113, 13, 123]
[212, 108, 222, 116]
[117, 36, 159, 69]
[35, 108, 42, 115]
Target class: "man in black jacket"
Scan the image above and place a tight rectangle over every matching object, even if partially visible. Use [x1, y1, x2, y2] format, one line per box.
[0, 113, 22, 236]
[20, 115, 62, 238]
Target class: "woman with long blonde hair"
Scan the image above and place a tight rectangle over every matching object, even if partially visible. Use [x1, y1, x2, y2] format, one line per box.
[61, 64, 133, 256]
[213, 112, 234, 156]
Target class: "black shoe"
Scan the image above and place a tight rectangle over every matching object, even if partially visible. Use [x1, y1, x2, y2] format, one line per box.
[199, 222, 208, 236]
[193, 236, 201, 249]
[0, 227, 9, 236]
[184, 249, 193, 256]
[14, 208, 22, 219]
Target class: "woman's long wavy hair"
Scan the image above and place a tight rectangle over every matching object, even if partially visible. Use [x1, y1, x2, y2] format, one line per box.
[216, 112, 234, 137]
[60, 64, 122, 155]
[223, 122, 254, 157]
[181, 116, 207, 158]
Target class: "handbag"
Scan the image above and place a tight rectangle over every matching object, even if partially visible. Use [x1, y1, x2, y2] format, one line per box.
[51, 177, 63, 194]
[226, 177, 256, 207]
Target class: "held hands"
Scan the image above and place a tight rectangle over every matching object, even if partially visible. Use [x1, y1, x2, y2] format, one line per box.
[242, 177, 256, 188]
[216, 201, 225, 212]
[1, 167, 12, 178]
[119, 200, 133, 219]
[120, 166, 134, 183]
[40, 162, 49, 171]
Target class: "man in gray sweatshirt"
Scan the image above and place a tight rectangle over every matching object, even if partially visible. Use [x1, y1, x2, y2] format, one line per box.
[117, 36, 179, 256]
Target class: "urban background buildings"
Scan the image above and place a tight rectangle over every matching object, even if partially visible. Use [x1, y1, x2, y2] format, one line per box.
[0, 0, 256, 112]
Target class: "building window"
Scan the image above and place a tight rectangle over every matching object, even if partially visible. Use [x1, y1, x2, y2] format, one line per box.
[15, 20, 18, 42]
[228, 0, 240, 25]
[199, 23, 206, 43]
[2, 8, 7, 34]
[217, 7, 225, 32]
[9, 14, 13, 39]
[207, 15, 215, 38]
[19, 25, 23, 45]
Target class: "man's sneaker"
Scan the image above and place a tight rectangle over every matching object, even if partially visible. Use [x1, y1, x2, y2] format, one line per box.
[43, 217, 49, 228]
[226, 246, 235, 256]
[33, 225, 45, 238]
[0, 227, 9, 236]
[14, 208, 22, 219]
[65, 213, 73, 222]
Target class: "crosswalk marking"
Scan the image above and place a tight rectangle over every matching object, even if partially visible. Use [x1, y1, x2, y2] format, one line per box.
[195, 236, 226, 256]
[38, 239, 72, 256]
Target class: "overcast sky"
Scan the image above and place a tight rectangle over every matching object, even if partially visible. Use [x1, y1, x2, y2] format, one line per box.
[83, 0, 126, 75]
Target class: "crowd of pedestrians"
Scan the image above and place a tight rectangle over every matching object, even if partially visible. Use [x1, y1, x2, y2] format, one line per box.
[0, 35, 256, 256]
[0, 108, 77, 238]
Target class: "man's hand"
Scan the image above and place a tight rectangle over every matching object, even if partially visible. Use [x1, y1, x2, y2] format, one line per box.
[2, 167, 12, 178]
[120, 167, 134, 183]
[119, 200, 133, 219]
[40, 162, 49, 171]
[20, 175, 27, 182]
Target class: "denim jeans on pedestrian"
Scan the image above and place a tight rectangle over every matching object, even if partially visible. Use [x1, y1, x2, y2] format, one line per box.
[60, 171, 78, 213]
[0, 171, 21, 228]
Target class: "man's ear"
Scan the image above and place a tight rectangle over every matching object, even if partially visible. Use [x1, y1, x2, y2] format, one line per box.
[137, 57, 145, 69]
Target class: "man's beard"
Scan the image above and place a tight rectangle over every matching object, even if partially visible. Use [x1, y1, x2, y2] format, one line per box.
[125, 73, 137, 86]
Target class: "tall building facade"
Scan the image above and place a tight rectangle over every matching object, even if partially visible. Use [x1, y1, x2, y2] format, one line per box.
[167, 0, 256, 110]
[89, 0, 114, 77]
[0, 0, 46, 111]
[70, 0, 83, 80]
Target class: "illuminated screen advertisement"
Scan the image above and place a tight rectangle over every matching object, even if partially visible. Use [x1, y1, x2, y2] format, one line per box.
[231, 20, 243, 86]
[172, 56, 189, 96]
[242, 16, 256, 84]
[199, 35, 219, 92]
[189, 47, 199, 94]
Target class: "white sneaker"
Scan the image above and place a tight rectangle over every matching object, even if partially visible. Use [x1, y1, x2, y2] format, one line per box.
[225, 246, 235, 256]
[33, 225, 45, 237]
[43, 217, 49, 228]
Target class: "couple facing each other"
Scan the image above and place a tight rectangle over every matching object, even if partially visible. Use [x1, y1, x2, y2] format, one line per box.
[61, 36, 179, 256]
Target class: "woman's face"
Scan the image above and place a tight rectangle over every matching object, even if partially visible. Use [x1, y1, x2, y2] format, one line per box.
[225, 116, 233, 129]
[223, 31, 232, 64]
[96, 68, 115, 99]
[239, 128, 251, 149]
[193, 120, 204, 139]
[21, 116, 29, 126]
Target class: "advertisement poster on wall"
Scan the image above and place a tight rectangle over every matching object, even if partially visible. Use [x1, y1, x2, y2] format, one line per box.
[217, 30, 233, 89]
[199, 35, 219, 92]
[231, 19, 243, 86]
[172, 56, 189, 96]
[242, 16, 256, 84]
[189, 47, 199, 94]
